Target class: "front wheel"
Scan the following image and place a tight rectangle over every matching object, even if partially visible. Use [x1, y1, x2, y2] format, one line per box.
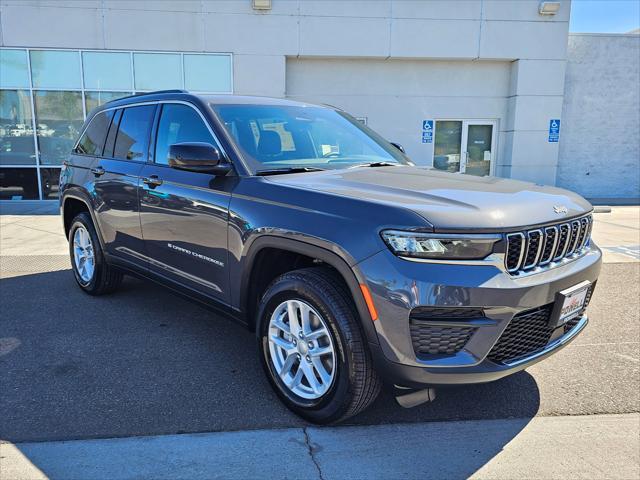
[258, 267, 381, 424]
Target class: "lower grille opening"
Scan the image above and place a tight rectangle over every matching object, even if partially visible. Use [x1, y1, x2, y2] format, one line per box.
[409, 307, 484, 358]
[488, 283, 595, 365]
[410, 322, 475, 356]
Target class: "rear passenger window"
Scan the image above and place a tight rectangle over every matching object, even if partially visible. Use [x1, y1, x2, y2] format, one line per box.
[154, 104, 217, 165]
[75, 110, 114, 156]
[113, 105, 155, 161]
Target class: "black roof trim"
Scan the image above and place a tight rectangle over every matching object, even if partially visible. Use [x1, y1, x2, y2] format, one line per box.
[104, 89, 189, 105]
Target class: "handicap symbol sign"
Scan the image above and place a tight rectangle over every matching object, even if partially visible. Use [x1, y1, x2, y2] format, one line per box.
[422, 120, 434, 143]
[548, 119, 560, 143]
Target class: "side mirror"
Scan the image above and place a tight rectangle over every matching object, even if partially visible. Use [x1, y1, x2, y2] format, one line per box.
[390, 142, 405, 153]
[168, 142, 231, 174]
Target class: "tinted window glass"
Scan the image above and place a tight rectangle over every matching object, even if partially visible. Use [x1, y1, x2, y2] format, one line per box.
[0, 89, 36, 165]
[212, 104, 408, 173]
[75, 110, 114, 156]
[113, 105, 155, 162]
[33, 90, 84, 165]
[133, 53, 181, 91]
[154, 104, 215, 165]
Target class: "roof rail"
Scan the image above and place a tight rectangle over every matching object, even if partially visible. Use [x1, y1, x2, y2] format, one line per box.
[104, 89, 189, 104]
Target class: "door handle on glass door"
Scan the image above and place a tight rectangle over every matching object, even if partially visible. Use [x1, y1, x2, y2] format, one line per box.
[142, 175, 163, 187]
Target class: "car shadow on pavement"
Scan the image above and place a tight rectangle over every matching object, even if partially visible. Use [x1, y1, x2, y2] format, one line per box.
[1, 269, 540, 445]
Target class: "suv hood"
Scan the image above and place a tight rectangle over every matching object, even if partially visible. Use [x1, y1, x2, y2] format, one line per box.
[266, 166, 593, 231]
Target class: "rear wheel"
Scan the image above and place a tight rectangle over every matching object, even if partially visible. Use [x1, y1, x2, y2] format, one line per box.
[68, 212, 122, 295]
[258, 267, 381, 424]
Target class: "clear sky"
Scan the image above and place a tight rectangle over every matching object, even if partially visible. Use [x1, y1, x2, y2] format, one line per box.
[570, 0, 640, 33]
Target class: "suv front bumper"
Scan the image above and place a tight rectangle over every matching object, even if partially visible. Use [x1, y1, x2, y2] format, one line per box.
[356, 244, 602, 388]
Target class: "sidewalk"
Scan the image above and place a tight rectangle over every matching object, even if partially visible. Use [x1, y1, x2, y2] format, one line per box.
[2, 414, 638, 480]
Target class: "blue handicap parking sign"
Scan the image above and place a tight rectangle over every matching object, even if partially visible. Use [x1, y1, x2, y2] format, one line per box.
[548, 119, 560, 143]
[422, 120, 434, 143]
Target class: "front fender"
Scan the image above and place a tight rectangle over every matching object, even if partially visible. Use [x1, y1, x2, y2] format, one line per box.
[236, 233, 381, 346]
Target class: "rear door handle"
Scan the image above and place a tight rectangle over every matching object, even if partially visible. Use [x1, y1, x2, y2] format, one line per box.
[142, 175, 163, 188]
[90, 166, 105, 177]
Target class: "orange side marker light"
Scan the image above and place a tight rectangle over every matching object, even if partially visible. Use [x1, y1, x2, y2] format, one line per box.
[359, 284, 378, 321]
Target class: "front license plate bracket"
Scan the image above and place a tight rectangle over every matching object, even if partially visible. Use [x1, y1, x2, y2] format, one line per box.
[549, 280, 591, 329]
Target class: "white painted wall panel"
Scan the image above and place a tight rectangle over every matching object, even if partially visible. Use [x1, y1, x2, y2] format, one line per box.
[286, 58, 510, 167]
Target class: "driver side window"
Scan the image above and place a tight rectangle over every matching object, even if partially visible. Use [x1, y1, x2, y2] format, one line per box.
[155, 104, 217, 165]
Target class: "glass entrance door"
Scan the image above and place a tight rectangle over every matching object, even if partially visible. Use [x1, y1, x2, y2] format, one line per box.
[433, 120, 496, 176]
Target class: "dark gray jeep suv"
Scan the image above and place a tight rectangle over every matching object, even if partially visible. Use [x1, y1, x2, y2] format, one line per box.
[60, 91, 601, 423]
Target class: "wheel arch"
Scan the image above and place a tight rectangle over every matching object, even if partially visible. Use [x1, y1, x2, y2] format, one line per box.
[61, 191, 105, 249]
[240, 235, 379, 346]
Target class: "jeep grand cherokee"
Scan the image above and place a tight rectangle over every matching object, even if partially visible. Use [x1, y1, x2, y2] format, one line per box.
[60, 91, 601, 423]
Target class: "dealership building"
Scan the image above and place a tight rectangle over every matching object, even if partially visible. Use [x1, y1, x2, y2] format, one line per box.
[0, 0, 638, 204]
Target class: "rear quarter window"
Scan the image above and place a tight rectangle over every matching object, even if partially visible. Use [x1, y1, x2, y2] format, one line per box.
[74, 110, 114, 156]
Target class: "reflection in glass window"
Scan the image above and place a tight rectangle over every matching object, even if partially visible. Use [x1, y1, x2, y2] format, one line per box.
[155, 104, 215, 165]
[184, 54, 232, 93]
[133, 53, 181, 91]
[40, 167, 61, 200]
[0, 167, 39, 200]
[75, 110, 114, 156]
[433, 121, 462, 173]
[0, 90, 36, 165]
[0, 49, 30, 88]
[82, 52, 132, 91]
[113, 105, 155, 161]
[34, 91, 84, 165]
[30, 50, 81, 89]
[85, 91, 131, 114]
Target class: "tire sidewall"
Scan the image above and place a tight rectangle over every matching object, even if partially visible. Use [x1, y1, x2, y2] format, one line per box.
[69, 213, 102, 292]
[258, 275, 357, 422]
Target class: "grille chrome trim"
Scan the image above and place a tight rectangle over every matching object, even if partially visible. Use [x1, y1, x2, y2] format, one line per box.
[504, 214, 592, 275]
[566, 220, 582, 256]
[505, 232, 526, 272]
[523, 229, 544, 269]
[539, 226, 559, 266]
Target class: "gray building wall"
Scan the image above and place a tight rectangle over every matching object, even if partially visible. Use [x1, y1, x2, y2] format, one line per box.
[0, 0, 572, 188]
[558, 33, 640, 202]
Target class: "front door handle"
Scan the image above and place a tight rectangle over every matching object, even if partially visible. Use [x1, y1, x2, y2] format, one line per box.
[90, 166, 105, 177]
[142, 175, 163, 188]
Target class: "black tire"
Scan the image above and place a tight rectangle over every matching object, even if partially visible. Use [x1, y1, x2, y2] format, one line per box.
[258, 267, 381, 424]
[68, 212, 123, 295]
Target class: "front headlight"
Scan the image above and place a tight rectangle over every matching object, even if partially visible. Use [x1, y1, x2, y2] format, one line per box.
[381, 230, 500, 260]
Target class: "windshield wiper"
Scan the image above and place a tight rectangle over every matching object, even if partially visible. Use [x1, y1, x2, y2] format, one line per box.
[256, 167, 325, 176]
[350, 161, 399, 168]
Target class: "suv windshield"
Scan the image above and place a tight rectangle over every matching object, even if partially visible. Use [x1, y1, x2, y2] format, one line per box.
[210, 104, 409, 173]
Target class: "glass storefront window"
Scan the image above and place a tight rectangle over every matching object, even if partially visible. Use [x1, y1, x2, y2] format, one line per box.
[184, 54, 232, 93]
[40, 167, 61, 200]
[0, 49, 30, 89]
[0, 167, 39, 200]
[30, 50, 82, 89]
[0, 48, 232, 200]
[83, 51, 132, 91]
[0, 90, 37, 165]
[133, 53, 181, 91]
[85, 91, 132, 114]
[34, 91, 83, 165]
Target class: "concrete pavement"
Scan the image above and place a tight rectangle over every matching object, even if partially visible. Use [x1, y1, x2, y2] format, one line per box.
[2, 414, 638, 480]
[1, 205, 638, 479]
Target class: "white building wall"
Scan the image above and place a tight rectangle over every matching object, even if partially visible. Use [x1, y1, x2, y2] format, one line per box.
[1, 0, 573, 185]
[558, 34, 640, 202]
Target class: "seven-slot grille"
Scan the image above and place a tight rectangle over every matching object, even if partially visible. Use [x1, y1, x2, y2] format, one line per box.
[505, 214, 592, 274]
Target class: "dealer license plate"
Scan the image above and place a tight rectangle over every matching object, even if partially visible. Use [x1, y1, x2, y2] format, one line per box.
[550, 281, 591, 328]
